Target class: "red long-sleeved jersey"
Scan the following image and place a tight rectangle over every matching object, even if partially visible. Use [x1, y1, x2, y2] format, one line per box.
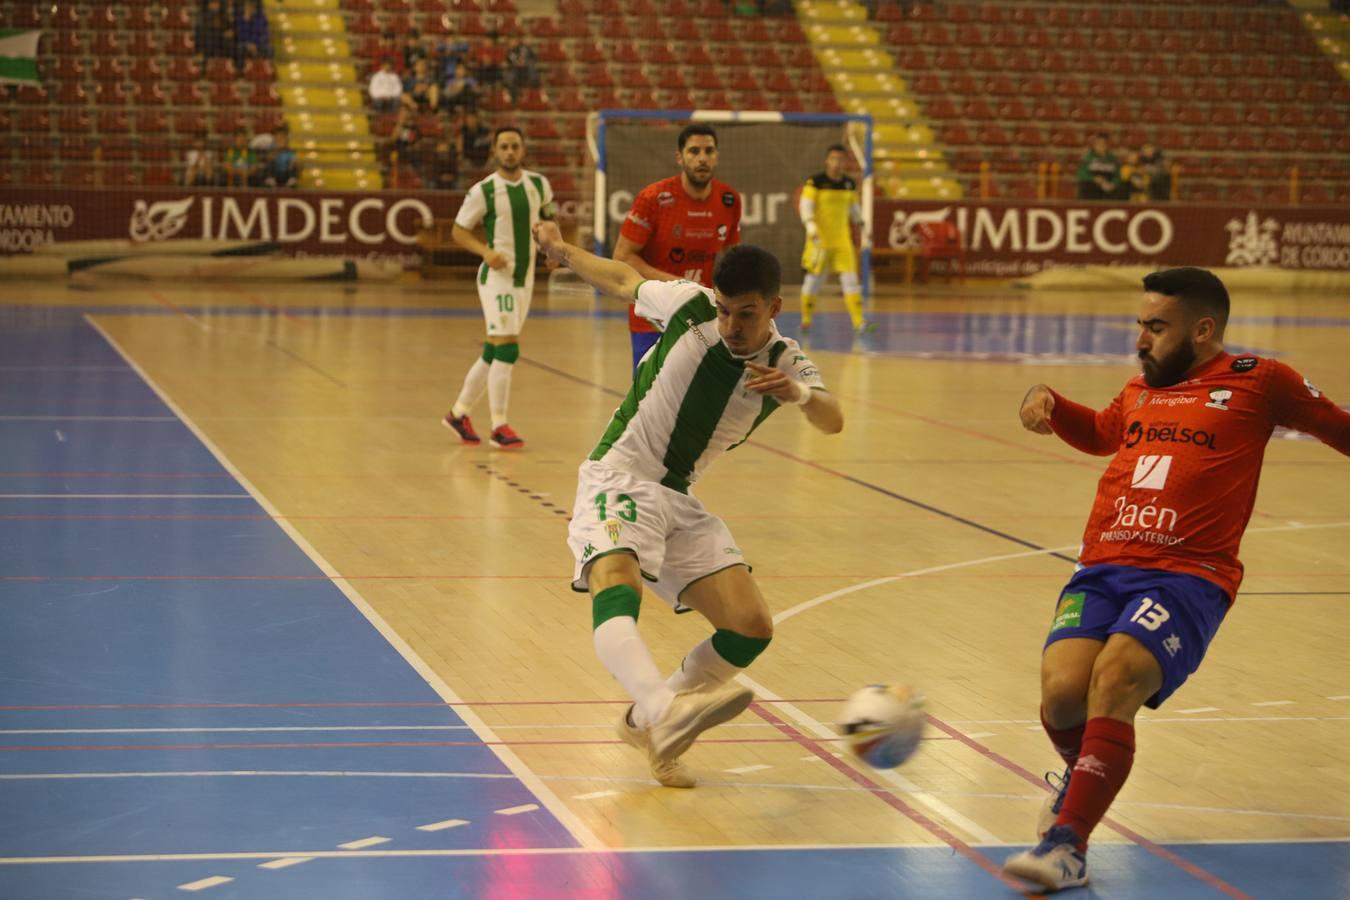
[1050, 351, 1350, 599]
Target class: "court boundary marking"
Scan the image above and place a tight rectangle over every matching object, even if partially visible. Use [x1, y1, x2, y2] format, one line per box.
[82, 314, 603, 852]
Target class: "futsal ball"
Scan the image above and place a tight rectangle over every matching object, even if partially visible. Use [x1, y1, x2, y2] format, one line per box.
[838, 684, 926, 770]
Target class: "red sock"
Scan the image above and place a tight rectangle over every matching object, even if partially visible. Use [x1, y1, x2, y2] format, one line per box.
[1040, 707, 1084, 767]
[1055, 716, 1135, 847]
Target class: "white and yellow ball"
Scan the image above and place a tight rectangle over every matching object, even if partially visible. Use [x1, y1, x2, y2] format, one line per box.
[838, 684, 926, 770]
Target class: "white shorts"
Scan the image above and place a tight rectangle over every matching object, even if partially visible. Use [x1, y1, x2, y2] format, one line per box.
[476, 263, 534, 336]
[567, 460, 746, 610]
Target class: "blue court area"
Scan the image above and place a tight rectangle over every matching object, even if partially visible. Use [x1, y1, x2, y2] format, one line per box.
[1, 307, 1345, 898]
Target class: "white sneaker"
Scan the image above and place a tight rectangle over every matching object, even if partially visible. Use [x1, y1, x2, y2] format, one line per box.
[1037, 765, 1072, 839]
[615, 704, 696, 789]
[648, 684, 754, 764]
[1003, 825, 1089, 892]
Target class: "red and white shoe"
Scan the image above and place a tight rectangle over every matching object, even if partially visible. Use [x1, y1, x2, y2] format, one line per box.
[489, 424, 524, 450]
[442, 413, 481, 445]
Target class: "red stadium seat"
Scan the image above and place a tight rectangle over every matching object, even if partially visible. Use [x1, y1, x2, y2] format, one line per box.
[210, 82, 244, 106]
[91, 58, 127, 82]
[172, 82, 205, 106]
[136, 110, 170, 134]
[55, 82, 89, 105]
[57, 109, 91, 133]
[98, 110, 132, 133]
[165, 32, 195, 55]
[174, 110, 208, 135]
[132, 81, 169, 106]
[144, 167, 177, 186]
[104, 165, 140, 188]
[205, 58, 237, 82]
[249, 83, 281, 106]
[95, 82, 130, 105]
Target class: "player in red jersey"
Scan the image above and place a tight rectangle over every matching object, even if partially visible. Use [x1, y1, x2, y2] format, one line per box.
[614, 123, 742, 369]
[1003, 267, 1350, 892]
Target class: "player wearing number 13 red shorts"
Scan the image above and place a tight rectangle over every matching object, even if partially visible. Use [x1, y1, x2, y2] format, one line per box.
[1003, 267, 1350, 893]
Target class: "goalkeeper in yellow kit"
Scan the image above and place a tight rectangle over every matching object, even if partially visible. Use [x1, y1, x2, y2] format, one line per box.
[799, 144, 866, 333]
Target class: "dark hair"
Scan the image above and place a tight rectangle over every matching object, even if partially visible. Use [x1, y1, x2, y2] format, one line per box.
[1142, 267, 1229, 331]
[677, 123, 718, 152]
[713, 244, 780, 300]
[492, 126, 524, 144]
[826, 144, 848, 156]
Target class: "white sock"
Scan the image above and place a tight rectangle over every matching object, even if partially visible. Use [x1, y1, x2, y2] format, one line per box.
[593, 616, 674, 728]
[488, 360, 513, 429]
[666, 637, 742, 693]
[451, 357, 490, 418]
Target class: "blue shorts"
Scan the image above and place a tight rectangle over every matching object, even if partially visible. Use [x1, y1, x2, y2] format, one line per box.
[1044, 564, 1230, 709]
[631, 330, 661, 371]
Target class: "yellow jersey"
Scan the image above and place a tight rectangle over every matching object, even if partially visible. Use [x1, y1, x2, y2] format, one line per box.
[800, 172, 859, 250]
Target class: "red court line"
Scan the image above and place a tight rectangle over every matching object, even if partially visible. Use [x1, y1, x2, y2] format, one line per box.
[924, 715, 1253, 900]
[0, 736, 952, 753]
[749, 702, 1026, 891]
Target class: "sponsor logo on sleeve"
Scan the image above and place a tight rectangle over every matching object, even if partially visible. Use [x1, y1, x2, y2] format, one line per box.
[657, 191, 675, 207]
[721, 191, 736, 208]
[1230, 357, 1259, 372]
[1304, 378, 1321, 398]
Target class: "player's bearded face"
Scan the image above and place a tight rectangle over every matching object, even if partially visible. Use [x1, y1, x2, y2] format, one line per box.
[1139, 338, 1196, 388]
[678, 138, 718, 187]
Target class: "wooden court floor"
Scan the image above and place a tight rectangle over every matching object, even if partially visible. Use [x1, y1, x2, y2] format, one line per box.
[3, 274, 1348, 896]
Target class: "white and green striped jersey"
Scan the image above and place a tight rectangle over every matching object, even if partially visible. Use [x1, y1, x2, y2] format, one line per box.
[454, 169, 553, 288]
[590, 280, 826, 493]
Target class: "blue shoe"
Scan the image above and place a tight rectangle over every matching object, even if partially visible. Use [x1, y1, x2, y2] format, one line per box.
[1003, 825, 1089, 892]
[1037, 765, 1072, 839]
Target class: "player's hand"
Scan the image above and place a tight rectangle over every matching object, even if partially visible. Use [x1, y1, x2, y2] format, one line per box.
[744, 362, 809, 405]
[1019, 384, 1055, 434]
[532, 220, 566, 263]
[485, 250, 508, 270]
[544, 257, 560, 271]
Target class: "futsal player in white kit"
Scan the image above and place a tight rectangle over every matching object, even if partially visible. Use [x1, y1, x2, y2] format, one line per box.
[533, 219, 845, 787]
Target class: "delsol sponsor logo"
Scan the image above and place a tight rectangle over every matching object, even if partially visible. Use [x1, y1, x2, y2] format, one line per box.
[1124, 420, 1219, 450]
[128, 195, 435, 246]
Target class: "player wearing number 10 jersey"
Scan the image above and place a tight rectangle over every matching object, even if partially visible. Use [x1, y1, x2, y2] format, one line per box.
[615, 124, 743, 370]
[1004, 267, 1350, 893]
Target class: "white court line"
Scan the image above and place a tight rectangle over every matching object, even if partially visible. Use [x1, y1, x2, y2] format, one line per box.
[0, 722, 777, 736]
[336, 837, 390, 850]
[0, 494, 252, 500]
[724, 764, 773, 775]
[0, 415, 177, 422]
[9, 835, 1346, 868]
[1252, 700, 1295, 707]
[88, 317, 602, 852]
[257, 857, 312, 870]
[1330, 695, 1350, 701]
[416, 819, 469, 832]
[572, 790, 619, 801]
[177, 875, 232, 891]
[1177, 707, 1221, 714]
[495, 804, 540, 816]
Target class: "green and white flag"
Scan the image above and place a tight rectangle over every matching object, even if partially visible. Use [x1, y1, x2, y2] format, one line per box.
[0, 29, 41, 86]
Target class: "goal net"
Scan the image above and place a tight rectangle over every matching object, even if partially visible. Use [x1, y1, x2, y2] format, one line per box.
[589, 110, 874, 293]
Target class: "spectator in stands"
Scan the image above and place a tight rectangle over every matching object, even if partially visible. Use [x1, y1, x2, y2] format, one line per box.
[263, 131, 301, 188]
[369, 60, 404, 114]
[183, 136, 220, 187]
[1120, 152, 1148, 203]
[1076, 132, 1122, 201]
[236, 0, 272, 61]
[372, 29, 404, 75]
[400, 28, 425, 71]
[471, 38, 504, 88]
[503, 39, 540, 103]
[422, 139, 457, 191]
[439, 36, 472, 78]
[224, 132, 256, 186]
[442, 62, 479, 111]
[195, 0, 236, 61]
[402, 57, 441, 114]
[1137, 141, 1170, 202]
[458, 109, 493, 176]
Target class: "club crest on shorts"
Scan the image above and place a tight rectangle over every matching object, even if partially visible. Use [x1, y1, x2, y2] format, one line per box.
[605, 519, 622, 543]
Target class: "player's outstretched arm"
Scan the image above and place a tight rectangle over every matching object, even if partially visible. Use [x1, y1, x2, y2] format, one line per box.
[1020, 383, 1122, 456]
[533, 221, 643, 300]
[745, 362, 844, 434]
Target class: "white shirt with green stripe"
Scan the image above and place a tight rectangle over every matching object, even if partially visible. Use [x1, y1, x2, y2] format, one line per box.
[590, 280, 826, 493]
[454, 169, 554, 289]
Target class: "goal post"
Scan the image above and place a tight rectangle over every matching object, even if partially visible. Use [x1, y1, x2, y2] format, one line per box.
[588, 109, 875, 298]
